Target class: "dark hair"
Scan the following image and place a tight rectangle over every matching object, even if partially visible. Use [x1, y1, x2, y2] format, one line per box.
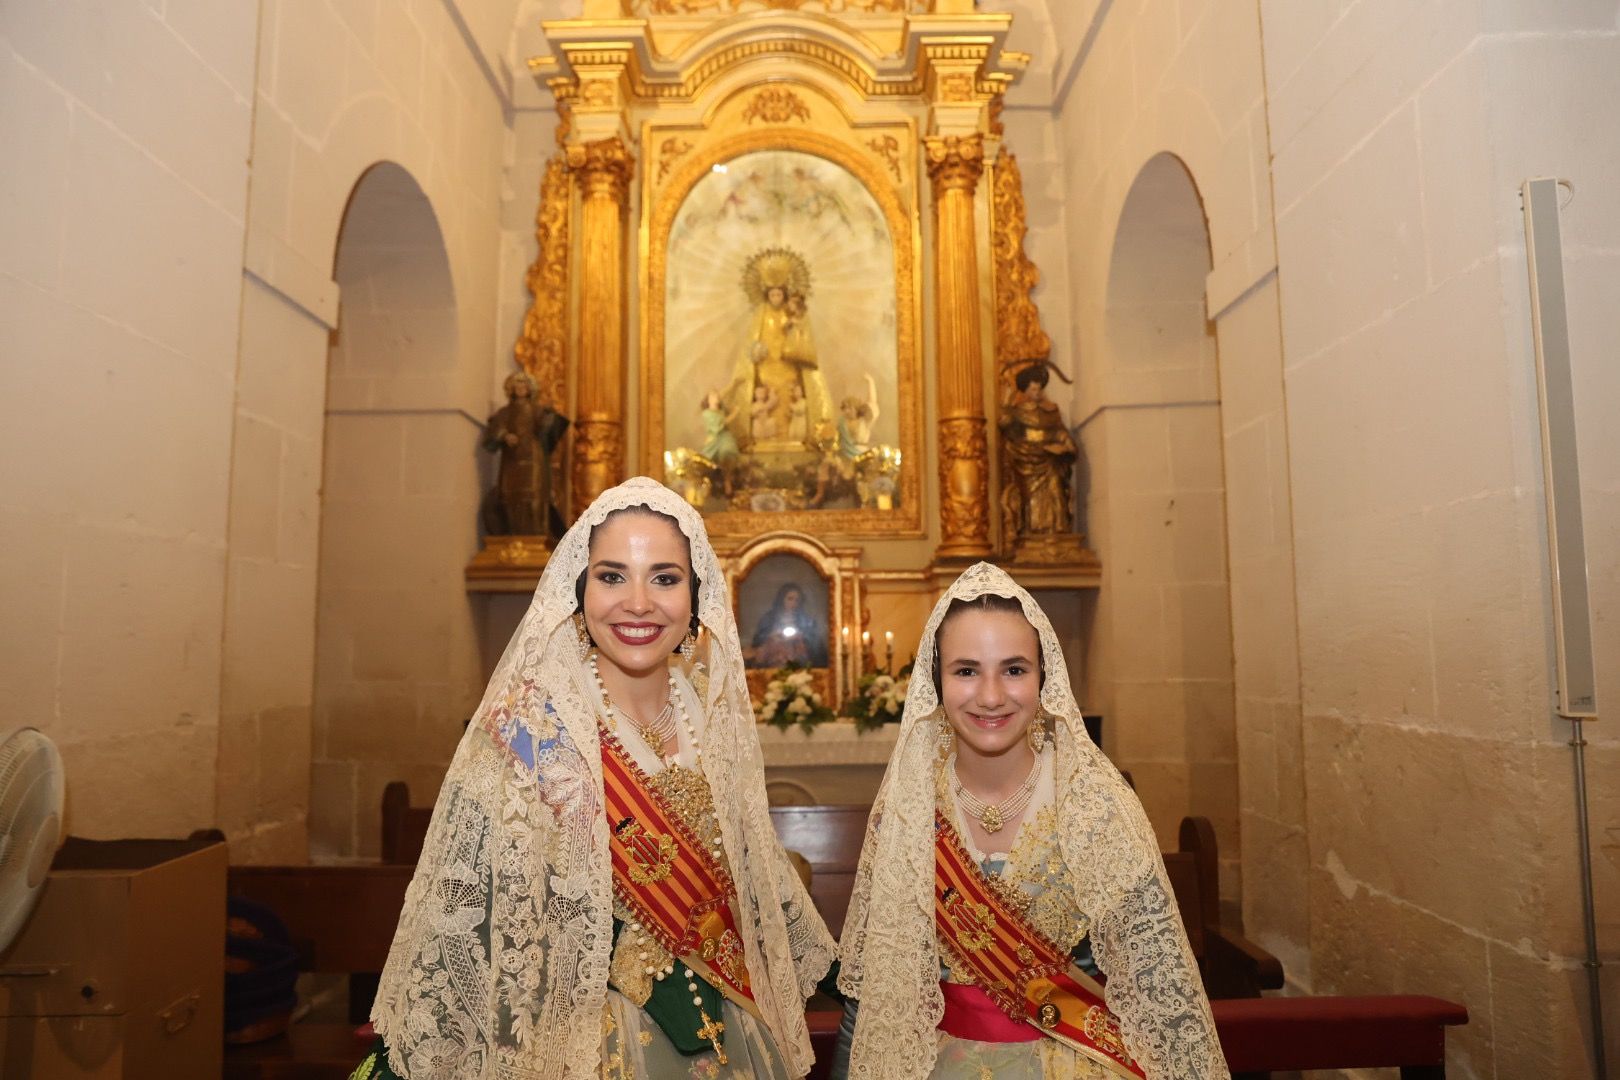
[931, 593, 1043, 696]
[573, 506, 701, 637]
[1015, 364, 1050, 392]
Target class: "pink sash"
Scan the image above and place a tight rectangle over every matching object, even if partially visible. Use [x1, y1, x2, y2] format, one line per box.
[938, 980, 1043, 1043]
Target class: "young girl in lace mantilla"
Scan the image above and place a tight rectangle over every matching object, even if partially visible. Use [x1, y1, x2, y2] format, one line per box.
[831, 564, 1228, 1080]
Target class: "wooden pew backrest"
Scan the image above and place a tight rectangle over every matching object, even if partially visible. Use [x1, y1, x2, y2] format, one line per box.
[381, 782, 432, 866]
[226, 864, 411, 974]
[769, 804, 871, 937]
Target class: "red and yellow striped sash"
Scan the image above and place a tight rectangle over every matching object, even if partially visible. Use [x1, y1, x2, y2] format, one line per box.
[600, 727, 755, 1011]
[934, 812, 1144, 1079]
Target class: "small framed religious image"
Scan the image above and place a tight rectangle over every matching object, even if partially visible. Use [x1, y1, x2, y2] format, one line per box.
[737, 552, 832, 672]
[718, 530, 862, 713]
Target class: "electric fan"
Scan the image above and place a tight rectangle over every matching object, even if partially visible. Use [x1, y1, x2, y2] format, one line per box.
[0, 727, 66, 951]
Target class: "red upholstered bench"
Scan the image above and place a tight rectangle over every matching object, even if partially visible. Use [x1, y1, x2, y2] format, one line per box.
[805, 1001, 842, 1080]
[1214, 995, 1470, 1079]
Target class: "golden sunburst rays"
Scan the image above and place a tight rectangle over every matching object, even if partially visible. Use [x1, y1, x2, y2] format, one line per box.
[663, 150, 900, 447]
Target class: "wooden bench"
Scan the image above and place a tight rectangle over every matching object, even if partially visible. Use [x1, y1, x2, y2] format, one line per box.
[380, 781, 432, 865]
[223, 863, 412, 1080]
[1163, 817, 1284, 998]
[768, 804, 869, 937]
[1215, 994, 1469, 1079]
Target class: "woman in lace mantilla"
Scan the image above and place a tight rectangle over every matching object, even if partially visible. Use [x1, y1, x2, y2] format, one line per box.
[365, 477, 835, 1079]
[832, 564, 1227, 1080]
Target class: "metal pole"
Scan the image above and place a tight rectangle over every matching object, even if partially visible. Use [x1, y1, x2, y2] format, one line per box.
[1569, 718, 1608, 1080]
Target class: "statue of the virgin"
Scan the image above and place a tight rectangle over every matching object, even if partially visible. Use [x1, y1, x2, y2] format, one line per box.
[726, 247, 833, 450]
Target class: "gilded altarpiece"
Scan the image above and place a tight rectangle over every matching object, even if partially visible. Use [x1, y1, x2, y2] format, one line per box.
[505, 2, 1097, 609]
[528, 1, 1034, 545]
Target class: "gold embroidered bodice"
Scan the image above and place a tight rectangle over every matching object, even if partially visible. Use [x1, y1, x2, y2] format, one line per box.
[648, 762, 729, 873]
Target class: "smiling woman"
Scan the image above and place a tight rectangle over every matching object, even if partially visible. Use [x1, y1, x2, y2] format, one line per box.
[578, 508, 701, 759]
[366, 478, 834, 1079]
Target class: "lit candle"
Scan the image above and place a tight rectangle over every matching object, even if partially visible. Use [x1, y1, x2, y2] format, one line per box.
[884, 630, 894, 673]
[840, 627, 851, 700]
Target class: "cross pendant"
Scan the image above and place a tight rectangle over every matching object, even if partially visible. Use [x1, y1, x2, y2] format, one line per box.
[696, 1008, 728, 1065]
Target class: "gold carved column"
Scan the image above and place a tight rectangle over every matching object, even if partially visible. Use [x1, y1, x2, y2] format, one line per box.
[927, 133, 993, 560]
[569, 136, 635, 509]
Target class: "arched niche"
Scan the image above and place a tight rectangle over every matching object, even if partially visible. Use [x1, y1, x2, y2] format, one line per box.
[1097, 152, 1240, 890]
[1107, 153, 1217, 377]
[311, 162, 477, 859]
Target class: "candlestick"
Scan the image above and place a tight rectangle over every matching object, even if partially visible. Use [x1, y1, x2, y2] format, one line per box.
[884, 631, 894, 674]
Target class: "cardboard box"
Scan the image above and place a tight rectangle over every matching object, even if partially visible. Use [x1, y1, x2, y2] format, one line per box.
[0, 837, 226, 1078]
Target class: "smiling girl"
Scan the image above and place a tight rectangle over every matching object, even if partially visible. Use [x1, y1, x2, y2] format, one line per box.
[832, 563, 1226, 1080]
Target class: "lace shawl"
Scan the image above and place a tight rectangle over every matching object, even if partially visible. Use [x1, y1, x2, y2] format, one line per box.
[837, 563, 1227, 1079]
[372, 477, 835, 1079]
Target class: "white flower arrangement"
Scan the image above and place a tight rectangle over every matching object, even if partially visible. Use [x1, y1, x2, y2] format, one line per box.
[755, 663, 835, 733]
[843, 667, 911, 733]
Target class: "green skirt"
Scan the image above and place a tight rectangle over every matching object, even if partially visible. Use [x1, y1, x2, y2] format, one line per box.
[349, 1038, 401, 1080]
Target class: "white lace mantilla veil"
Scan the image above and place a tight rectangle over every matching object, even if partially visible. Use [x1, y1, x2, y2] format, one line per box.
[372, 477, 835, 1079]
[837, 563, 1228, 1080]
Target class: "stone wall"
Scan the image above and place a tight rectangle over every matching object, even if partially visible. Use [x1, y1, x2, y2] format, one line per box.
[0, 1, 258, 838]
[1052, 0, 1284, 916]
[1262, 2, 1619, 1073]
[1, 0, 520, 858]
[219, 0, 513, 862]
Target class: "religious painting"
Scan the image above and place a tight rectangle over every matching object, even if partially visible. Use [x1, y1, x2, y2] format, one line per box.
[655, 148, 914, 531]
[736, 552, 832, 672]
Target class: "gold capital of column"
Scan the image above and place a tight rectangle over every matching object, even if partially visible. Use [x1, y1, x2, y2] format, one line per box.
[569, 136, 635, 203]
[924, 134, 985, 195]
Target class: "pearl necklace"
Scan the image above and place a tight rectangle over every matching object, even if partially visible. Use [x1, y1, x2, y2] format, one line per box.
[589, 652, 696, 764]
[589, 652, 715, 989]
[950, 751, 1041, 834]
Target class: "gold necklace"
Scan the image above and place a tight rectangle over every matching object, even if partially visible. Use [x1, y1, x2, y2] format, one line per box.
[589, 654, 683, 755]
[950, 752, 1041, 834]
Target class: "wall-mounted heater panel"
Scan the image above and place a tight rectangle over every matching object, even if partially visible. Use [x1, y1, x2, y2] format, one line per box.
[1522, 177, 1599, 719]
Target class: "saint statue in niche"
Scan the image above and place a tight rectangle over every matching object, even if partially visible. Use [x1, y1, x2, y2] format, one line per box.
[998, 360, 1082, 557]
[481, 371, 569, 540]
[726, 247, 833, 450]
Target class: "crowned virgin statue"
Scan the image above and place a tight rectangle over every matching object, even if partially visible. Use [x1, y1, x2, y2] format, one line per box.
[726, 247, 834, 451]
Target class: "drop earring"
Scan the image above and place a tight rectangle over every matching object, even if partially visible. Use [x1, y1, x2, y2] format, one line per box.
[935, 714, 955, 758]
[573, 612, 593, 650]
[678, 630, 697, 663]
[1028, 714, 1047, 754]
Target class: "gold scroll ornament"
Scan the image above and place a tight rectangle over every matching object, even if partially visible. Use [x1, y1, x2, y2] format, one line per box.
[640, 1, 912, 12]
